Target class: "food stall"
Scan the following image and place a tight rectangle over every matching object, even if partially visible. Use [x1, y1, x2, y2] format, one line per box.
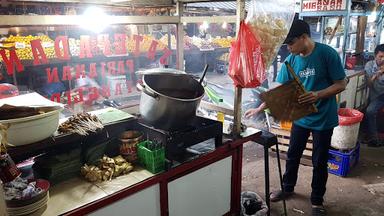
[0, 0, 272, 215]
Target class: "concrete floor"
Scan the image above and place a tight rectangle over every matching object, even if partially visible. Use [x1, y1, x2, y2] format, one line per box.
[241, 142, 384, 216]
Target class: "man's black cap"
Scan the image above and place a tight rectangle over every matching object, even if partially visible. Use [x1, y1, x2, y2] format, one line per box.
[283, 19, 311, 44]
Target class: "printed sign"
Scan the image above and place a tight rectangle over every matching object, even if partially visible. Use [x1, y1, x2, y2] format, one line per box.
[0, 33, 174, 106]
[301, 0, 347, 12]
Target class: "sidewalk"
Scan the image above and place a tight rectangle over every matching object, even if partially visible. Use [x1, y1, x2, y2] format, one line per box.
[241, 141, 384, 216]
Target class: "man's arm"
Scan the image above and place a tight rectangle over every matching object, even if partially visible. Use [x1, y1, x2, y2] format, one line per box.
[367, 68, 384, 87]
[244, 102, 267, 118]
[364, 61, 377, 87]
[244, 83, 283, 118]
[298, 79, 347, 105]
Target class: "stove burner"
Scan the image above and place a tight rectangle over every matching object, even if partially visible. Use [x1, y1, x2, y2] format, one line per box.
[137, 116, 223, 164]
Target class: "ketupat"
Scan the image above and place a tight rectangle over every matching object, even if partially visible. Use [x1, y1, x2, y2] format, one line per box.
[81, 155, 133, 183]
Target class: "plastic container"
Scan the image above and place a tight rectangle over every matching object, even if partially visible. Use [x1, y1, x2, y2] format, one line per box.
[0, 153, 21, 183]
[0, 83, 19, 99]
[331, 108, 364, 150]
[0, 107, 62, 146]
[119, 130, 143, 162]
[280, 121, 292, 130]
[137, 140, 165, 174]
[328, 144, 360, 177]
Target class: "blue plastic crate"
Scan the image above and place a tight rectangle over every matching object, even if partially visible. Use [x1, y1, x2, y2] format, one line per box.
[327, 144, 360, 177]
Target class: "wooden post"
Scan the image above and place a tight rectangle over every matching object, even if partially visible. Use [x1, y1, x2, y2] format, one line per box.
[0, 181, 7, 216]
[176, 2, 184, 70]
[356, 16, 367, 54]
[233, 0, 246, 136]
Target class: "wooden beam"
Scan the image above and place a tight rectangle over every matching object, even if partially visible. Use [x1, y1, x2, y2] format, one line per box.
[0, 15, 180, 26]
[176, 1, 184, 70]
[232, 0, 245, 136]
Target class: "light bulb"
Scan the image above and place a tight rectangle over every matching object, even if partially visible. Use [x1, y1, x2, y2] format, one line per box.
[222, 22, 227, 29]
[316, 21, 321, 32]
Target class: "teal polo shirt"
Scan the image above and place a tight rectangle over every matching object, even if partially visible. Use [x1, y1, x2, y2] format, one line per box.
[276, 42, 346, 130]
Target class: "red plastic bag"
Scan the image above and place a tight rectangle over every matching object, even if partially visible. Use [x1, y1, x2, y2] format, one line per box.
[338, 108, 364, 126]
[228, 21, 266, 88]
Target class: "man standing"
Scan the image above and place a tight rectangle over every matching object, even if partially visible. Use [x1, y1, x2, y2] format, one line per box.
[362, 44, 384, 147]
[246, 20, 346, 216]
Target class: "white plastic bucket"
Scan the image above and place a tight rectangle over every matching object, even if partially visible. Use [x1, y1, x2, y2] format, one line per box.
[331, 108, 364, 150]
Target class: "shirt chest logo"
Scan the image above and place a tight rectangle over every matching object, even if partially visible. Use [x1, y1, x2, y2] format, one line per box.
[299, 68, 316, 78]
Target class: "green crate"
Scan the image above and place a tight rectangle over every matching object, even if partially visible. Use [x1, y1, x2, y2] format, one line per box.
[137, 140, 165, 174]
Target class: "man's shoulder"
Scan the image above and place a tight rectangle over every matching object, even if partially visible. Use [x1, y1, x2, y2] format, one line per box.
[364, 60, 376, 74]
[365, 60, 375, 67]
[315, 42, 337, 53]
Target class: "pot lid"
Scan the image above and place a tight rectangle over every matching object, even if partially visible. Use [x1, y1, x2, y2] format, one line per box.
[136, 68, 186, 75]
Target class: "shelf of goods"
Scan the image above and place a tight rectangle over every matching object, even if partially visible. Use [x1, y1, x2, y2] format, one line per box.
[299, 0, 375, 62]
[0, 34, 233, 64]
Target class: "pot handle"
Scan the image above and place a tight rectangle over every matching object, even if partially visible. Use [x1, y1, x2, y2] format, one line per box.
[136, 83, 159, 99]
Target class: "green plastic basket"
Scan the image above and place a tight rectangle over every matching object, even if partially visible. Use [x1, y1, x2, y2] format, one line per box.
[137, 141, 165, 174]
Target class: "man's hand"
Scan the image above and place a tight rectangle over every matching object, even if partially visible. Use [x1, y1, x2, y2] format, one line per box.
[298, 91, 319, 105]
[244, 102, 267, 118]
[372, 69, 384, 81]
[378, 69, 384, 76]
[244, 108, 260, 119]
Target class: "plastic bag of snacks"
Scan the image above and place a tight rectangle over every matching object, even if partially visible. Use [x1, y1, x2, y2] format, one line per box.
[228, 21, 265, 88]
[245, 0, 295, 69]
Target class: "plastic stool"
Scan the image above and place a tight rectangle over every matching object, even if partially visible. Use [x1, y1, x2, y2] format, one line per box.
[252, 130, 287, 216]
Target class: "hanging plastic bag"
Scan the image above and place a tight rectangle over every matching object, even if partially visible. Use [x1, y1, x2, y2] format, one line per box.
[228, 21, 265, 88]
[245, 0, 295, 69]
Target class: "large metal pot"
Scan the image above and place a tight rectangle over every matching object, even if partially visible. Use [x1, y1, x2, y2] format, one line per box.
[137, 72, 205, 130]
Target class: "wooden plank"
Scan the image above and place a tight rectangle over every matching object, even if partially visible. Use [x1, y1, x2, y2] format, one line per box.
[270, 127, 290, 136]
[270, 127, 313, 141]
[277, 137, 290, 145]
[270, 150, 313, 167]
[271, 145, 313, 157]
[270, 127, 314, 151]
[276, 138, 313, 150]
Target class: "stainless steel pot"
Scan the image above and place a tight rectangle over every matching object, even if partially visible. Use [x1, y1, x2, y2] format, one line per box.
[137, 72, 205, 130]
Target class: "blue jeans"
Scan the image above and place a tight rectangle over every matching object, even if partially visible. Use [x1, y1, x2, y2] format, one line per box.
[282, 124, 333, 205]
[364, 94, 384, 140]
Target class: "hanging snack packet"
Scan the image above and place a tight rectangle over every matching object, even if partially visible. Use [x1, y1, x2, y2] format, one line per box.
[245, 0, 296, 68]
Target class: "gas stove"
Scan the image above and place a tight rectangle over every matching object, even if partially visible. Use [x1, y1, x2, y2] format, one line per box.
[137, 116, 223, 164]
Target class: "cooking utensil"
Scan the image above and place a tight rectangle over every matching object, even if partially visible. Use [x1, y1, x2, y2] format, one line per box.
[0, 106, 63, 146]
[138, 72, 205, 130]
[259, 62, 317, 121]
[284, 62, 318, 113]
[199, 64, 209, 85]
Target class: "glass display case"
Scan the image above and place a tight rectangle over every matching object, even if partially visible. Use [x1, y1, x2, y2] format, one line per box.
[0, 2, 184, 117]
[0, 23, 179, 116]
[0, 0, 279, 131]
